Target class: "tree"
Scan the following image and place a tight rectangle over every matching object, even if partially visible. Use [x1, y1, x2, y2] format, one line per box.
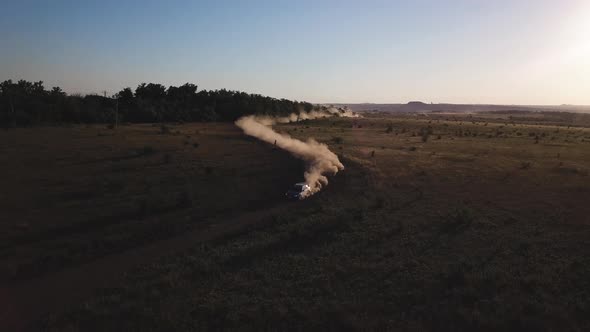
[0, 80, 16, 126]
[0, 79, 328, 126]
[117, 87, 134, 102]
[50, 86, 66, 97]
[135, 83, 166, 100]
[167, 83, 197, 101]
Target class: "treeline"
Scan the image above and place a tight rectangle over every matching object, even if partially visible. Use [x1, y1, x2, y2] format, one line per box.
[0, 80, 316, 126]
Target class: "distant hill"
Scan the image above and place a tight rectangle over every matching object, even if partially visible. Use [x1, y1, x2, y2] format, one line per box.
[330, 102, 590, 114]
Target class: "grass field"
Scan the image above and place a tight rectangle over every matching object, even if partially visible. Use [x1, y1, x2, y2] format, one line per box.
[2, 112, 590, 331]
[0, 123, 304, 282]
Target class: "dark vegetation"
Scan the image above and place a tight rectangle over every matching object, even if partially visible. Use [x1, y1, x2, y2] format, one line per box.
[0, 124, 305, 283]
[2, 108, 590, 331]
[0, 79, 315, 126]
[43, 154, 590, 331]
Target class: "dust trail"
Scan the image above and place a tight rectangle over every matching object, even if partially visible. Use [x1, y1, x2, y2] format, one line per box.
[251, 106, 359, 126]
[235, 108, 357, 197]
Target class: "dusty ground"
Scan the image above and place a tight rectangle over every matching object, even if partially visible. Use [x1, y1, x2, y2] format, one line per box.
[1, 113, 590, 331]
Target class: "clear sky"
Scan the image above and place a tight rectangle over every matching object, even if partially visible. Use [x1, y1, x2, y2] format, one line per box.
[1, 0, 589, 104]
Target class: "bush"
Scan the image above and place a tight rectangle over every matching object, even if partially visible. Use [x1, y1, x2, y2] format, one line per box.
[520, 161, 531, 170]
[418, 126, 433, 142]
[140, 146, 156, 155]
[332, 136, 344, 144]
[177, 188, 193, 208]
[138, 199, 151, 219]
[385, 123, 393, 133]
[160, 125, 171, 135]
[441, 206, 476, 233]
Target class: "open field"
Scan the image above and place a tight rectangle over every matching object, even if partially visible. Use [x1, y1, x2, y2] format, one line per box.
[2, 112, 590, 331]
[0, 122, 313, 331]
[0, 123, 306, 283]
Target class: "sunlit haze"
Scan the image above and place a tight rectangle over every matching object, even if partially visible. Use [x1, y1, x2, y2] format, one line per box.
[1, 0, 588, 104]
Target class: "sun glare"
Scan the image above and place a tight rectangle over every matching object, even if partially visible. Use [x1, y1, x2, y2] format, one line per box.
[565, 5, 590, 61]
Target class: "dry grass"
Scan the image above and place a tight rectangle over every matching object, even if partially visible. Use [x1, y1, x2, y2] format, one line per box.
[0, 123, 304, 281]
[2, 112, 590, 331]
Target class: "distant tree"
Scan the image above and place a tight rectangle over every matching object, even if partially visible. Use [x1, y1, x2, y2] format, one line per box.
[0, 80, 17, 126]
[0, 79, 329, 126]
[167, 83, 197, 101]
[117, 87, 134, 102]
[385, 123, 393, 133]
[135, 83, 166, 100]
[420, 126, 433, 142]
[50, 86, 66, 97]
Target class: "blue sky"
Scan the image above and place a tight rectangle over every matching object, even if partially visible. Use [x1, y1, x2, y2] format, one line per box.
[1, 0, 588, 104]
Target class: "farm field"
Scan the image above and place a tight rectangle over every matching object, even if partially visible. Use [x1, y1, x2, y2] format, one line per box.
[2, 112, 590, 331]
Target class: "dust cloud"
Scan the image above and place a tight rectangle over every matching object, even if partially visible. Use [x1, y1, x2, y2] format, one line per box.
[235, 108, 358, 197]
